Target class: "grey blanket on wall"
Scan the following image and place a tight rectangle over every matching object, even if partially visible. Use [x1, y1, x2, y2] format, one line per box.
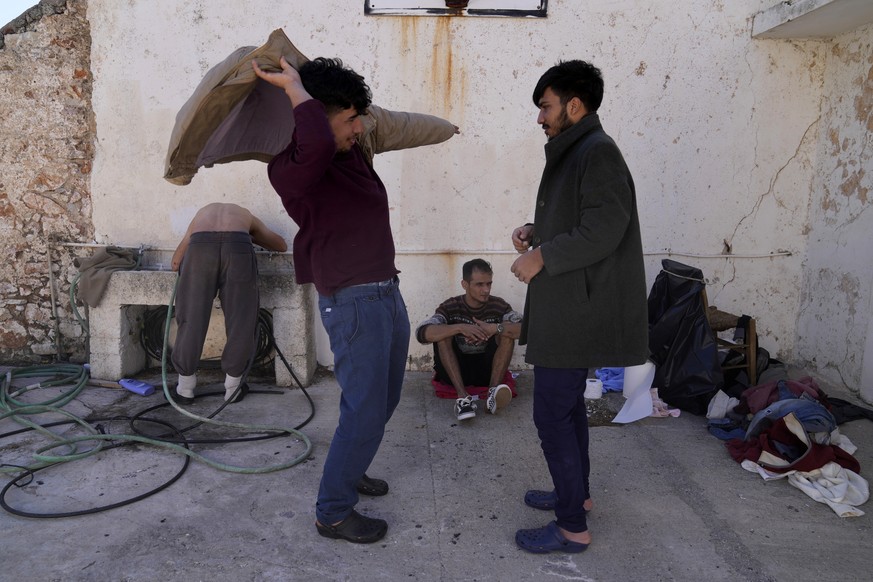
[74, 247, 138, 307]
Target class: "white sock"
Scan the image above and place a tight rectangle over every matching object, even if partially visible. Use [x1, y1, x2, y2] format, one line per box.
[224, 374, 242, 401]
[177, 374, 197, 397]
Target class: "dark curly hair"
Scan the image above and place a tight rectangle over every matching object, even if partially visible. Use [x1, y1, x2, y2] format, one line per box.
[533, 60, 604, 113]
[299, 57, 372, 115]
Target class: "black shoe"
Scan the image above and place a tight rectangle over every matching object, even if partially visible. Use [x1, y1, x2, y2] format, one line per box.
[316, 510, 387, 543]
[170, 388, 195, 405]
[226, 382, 249, 403]
[356, 474, 389, 496]
[455, 396, 477, 420]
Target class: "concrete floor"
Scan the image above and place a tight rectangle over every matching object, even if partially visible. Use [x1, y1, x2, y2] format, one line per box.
[1, 366, 871, 581]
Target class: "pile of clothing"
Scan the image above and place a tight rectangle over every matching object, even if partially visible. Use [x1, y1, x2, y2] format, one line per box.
[707, 376, 870, 517]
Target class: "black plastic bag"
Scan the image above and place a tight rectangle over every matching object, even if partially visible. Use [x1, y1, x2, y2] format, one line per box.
[647, 259, 722, 415]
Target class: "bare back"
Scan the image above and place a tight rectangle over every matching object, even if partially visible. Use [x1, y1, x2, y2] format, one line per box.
[187, 202, 255, 233]
[172, 203, 288, 270]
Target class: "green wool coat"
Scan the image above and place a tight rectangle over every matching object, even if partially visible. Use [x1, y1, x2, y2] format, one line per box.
[521, 112, 649, 369]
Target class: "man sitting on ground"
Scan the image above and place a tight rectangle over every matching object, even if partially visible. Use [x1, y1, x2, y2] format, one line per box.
[416, 258, 522, 420]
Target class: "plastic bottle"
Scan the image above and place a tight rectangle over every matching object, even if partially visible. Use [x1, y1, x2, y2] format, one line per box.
[118, 379, 156, 396]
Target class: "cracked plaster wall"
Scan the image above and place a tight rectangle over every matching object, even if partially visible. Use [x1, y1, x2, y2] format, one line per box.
[1, 1, 870, 402]
[795, 22, 873, 401]
[85, 0, 827, 373]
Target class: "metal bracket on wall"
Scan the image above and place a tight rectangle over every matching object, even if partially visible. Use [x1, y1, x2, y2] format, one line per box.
[364, 0, 547, 18]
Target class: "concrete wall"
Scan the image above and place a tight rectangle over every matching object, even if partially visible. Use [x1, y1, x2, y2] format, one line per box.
[2, 1, 871, 401]
[795, 22, 873, 402]
[85, 0, 825, 370]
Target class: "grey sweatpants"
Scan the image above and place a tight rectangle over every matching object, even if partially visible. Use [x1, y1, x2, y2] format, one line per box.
[170, 231, 259, 377]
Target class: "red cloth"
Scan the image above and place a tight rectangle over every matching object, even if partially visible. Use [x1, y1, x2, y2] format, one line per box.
[725, 414, 860, 474]
[431, 371, 517, 400]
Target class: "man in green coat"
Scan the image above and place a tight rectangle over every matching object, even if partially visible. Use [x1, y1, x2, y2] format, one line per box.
[510, 60, 648, 554]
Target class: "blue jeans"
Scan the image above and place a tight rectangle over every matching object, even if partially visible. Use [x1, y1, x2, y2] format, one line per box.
[533, 366, 590, 533]
[315, 277, 410, 525]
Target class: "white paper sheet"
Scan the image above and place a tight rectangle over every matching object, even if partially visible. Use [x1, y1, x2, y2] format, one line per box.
[612, 361, 656, 424]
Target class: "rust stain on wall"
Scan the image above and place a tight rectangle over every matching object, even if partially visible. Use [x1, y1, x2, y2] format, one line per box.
[431, 17, 454, 106]
[398, 15, 417, 57]
[394, 15, 465, 113]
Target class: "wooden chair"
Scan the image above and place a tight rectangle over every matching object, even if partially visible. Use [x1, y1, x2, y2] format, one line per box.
[701, 288, 758, 386]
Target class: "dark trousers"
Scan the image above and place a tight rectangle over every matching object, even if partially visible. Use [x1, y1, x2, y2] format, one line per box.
[171, 232, 258, 377]
[533, 366, 590, 533]
[432, 339, 498, 387]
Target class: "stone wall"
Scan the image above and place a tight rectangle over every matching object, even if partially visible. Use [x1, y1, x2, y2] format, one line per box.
[0, 0, 93, 363]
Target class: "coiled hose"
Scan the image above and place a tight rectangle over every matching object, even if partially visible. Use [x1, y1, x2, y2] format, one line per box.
[0, 273, 314, 518]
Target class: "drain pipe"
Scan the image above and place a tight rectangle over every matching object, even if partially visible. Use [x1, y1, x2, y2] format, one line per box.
[46, 235, 63, 361]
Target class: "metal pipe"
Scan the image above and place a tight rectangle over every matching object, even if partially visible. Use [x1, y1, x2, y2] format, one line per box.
[651, 250, 793, 259]
[49, 240, 793, 259]
[46, 235, 63, 361]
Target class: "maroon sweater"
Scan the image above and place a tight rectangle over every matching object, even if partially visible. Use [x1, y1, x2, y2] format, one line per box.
[267, 100, 399, 295]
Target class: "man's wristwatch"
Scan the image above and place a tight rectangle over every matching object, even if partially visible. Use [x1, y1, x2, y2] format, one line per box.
[496, 323, 504, 335]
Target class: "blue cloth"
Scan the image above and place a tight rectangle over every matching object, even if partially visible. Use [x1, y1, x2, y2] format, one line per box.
[708, 418, 746, 441]
[533, 366, 590, 534]
[744, 383, 837, 441]
[595, 367, 625, 391]
[315, 277, 410, 525]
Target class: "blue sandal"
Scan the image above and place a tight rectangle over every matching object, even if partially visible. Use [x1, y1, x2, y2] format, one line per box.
[524, 489, 591, 513]
[515, 521, 589, 554]
[524, 489, 557, 510]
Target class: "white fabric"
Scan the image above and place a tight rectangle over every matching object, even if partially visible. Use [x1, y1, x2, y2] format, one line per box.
[830, 430, 857, 455]
[706, 390, 739, 420]
[740, 460, 869, 518]
[788, 462, 869, 518]
[740, 459, 785, 480]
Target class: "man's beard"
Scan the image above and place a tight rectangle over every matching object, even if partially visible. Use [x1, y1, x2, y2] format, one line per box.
[547, 107, 574, 141]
